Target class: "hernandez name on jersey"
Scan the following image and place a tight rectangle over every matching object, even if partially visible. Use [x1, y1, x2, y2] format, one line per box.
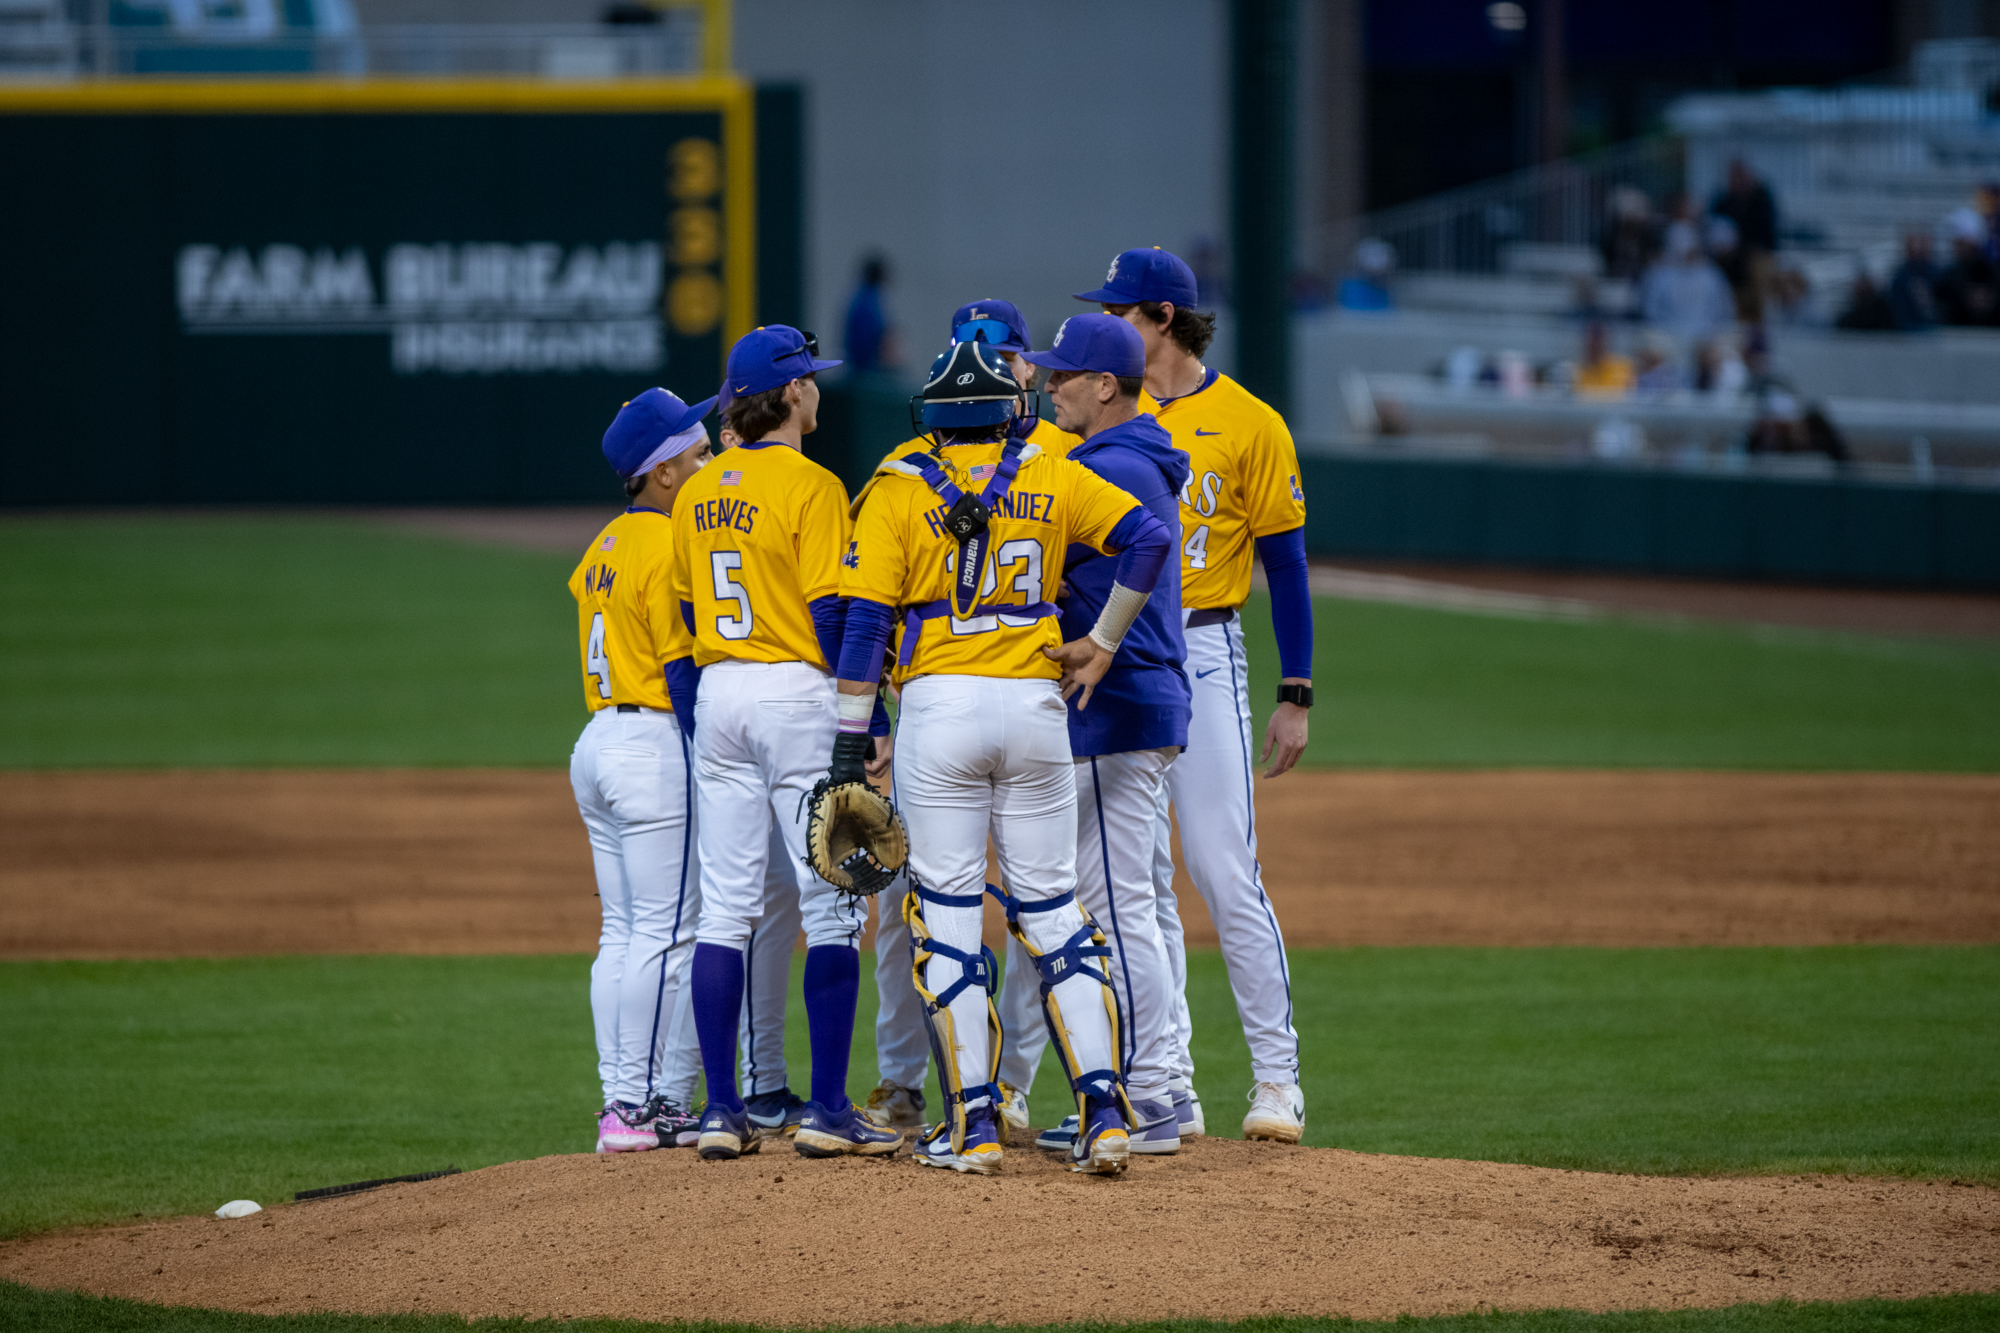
[840, 438, 1145, 683]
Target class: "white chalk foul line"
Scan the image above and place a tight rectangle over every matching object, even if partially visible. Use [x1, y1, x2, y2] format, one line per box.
[1253, 567, 1606, 623]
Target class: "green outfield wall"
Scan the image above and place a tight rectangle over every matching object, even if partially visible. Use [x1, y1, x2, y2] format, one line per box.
[1299, 452, 2000, 590]
[0, 78, 756, 508]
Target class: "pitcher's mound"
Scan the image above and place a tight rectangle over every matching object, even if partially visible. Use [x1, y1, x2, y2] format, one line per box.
[4, 1138, 1995, 1325]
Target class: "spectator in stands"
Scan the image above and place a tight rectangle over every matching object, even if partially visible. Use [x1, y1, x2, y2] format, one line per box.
[1693, 336, 1748, 396]
[1937, 208, 2000, 327]
[1632, 333, 1682, 395]
[842, 254, 897, 373]
[1336, 239, 1395, 311]
[1599, 186, 1659, 283]
[1835, 270, 1896, 331]
[1769, 265, 1813, 324]
[1709, 159, 1779, 324]
[1641, 221, 1735, 345]
[1746, 393, 1849, 461]
[1572, 320, 1634, 398]
[1887, 232, 1940, 331]
[1706, 215, 1747, 310]
[1976, 183, 2000, 261]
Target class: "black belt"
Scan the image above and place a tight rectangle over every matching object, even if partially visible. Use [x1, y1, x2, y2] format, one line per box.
[1186, 608, 1236, 628]
[616, 703, 638, 712]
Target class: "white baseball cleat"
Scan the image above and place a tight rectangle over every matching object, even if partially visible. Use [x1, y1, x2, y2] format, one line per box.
[996, 1082, 1031, 1138]
[860, 1080, 926, 1130]
[1242, 1081, 1305, 1143]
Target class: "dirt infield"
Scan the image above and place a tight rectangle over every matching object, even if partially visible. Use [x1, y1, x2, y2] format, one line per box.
[3, 769, 1996, 958]
[5, 1138, 1994, 1324]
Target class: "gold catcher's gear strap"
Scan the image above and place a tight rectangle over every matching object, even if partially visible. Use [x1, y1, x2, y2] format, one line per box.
[996, 884, 1137, 1127]
[904, 881, 1002, 1154]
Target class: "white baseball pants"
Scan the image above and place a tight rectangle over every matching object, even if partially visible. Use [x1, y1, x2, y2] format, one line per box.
[895, 674, 1117, 1108]
[994, 747, 1179, 1102]
[868, 763, 927, 1089]
[692, 660, 866, 952]
[1151, 776, 1195, 1086]
[738, 841, 806, 1096]
[1158, 613, 1300, 1085]
[659, 821, 804, 1105]
[571, 706, 698, 1109]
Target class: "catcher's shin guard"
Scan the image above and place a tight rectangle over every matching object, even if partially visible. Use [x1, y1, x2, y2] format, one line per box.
[904, 882, 1003, 1154]
[997, 885, 1137, 1128]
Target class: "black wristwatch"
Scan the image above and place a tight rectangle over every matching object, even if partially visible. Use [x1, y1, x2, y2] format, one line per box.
[1277, 683, 1314, 709]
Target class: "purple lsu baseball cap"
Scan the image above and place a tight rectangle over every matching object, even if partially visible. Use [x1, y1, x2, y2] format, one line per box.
[1073, 247, 1199, 307]
[950, 299, 1031, 353]
[1022, 313, 1145, 379]
[722, 325, 841, 401]
[603, 388, 716, 479]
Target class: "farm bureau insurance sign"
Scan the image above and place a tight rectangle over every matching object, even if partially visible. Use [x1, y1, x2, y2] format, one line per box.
[176, 241, 665, 375]
[0, 84, 747, 504]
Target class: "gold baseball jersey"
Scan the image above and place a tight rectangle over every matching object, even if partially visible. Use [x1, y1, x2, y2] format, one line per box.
[568, 507, 692, 712]
[848, 416, 1079, 520]
[1152, 371, 1306, 610]
[840, 439, 1145, 685]
[669, 442, 850, 669]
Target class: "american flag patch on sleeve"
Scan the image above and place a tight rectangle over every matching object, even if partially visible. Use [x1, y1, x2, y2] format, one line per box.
[599, 534, 617, 551]
[970, 463, 997, 482]
[720, 470, 743, 487]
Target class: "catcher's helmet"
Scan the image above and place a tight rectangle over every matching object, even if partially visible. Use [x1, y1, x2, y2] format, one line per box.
[919, 340, 1021, 429]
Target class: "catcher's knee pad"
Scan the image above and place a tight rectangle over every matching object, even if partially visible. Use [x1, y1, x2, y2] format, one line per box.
[904, 882, 1002, 1153]
[997, 886, 1135, 1126]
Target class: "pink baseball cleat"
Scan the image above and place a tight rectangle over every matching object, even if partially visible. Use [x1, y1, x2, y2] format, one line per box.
[595, 1103, 658, 1153]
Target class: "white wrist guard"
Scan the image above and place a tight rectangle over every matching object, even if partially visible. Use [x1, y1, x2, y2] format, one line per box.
[836, 688, 875, 734]
[1087, 582, 1150, 655]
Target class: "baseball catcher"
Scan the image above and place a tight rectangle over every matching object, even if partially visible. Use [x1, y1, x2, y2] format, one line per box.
[805, 739, 908, 896]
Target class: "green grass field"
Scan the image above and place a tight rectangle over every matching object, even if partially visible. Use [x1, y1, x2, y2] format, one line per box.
[5, 947, 1995, 1240]
[2, 513, 1997, 769]
[5, 1285, 1998, 1333]
[4, 513, 1995, 1331]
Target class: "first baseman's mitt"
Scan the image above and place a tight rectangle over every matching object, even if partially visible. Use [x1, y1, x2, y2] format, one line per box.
[805, 776, 908, 897]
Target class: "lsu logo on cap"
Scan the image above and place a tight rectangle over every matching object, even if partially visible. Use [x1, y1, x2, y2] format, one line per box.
[599, 534, 617, 551]
[721, 469, 743, 487]
[1106, 256, 1120, 282]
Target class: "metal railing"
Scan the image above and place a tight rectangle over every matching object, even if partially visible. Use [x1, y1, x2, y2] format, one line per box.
[0, 2, 729, 78]
[1320, 136, 1686, 278]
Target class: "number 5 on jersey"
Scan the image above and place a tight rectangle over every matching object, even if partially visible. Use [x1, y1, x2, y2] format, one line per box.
[711, 550, 754, 640]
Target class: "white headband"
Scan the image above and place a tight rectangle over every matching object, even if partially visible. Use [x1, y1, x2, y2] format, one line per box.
[629, 420, 710, 479]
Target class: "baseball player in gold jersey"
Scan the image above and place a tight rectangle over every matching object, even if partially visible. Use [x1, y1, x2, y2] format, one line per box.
[1084, 247, 1315, 1142]
[851, 299, 1080, 1136]
[666, 325, 902, 1163]
[834, 336, 1176, 1176]
[570, 387, 714, 1154]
